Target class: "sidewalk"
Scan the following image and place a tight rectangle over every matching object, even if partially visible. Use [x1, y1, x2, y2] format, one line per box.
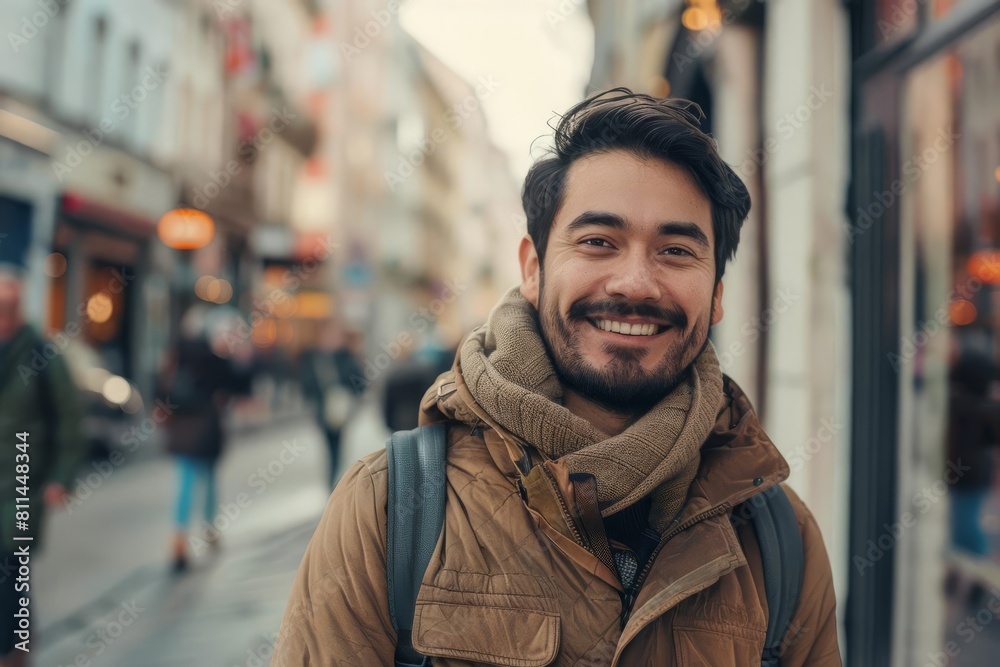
[33, 416, 330, 666]
[31, 393, 391, 666]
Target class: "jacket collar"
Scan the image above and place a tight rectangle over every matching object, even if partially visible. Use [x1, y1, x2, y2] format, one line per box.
[421, 366, 790, 515]
[686, 376, 789, 513]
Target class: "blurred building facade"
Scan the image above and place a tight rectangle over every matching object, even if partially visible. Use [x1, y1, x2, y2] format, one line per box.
[0, 0, 180, 405]
[0, 0, 525, 417]
[587, 0, 1000, 665]
[850, 2, 1000, 666]
[0, 0, 320, 420]
[309, 0, 522, 373]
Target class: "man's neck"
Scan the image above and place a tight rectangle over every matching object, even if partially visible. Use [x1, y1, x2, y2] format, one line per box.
[562, 388, 640, 437]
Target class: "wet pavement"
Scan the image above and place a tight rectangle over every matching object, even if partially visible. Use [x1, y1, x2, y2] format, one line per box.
[31, 397, 389, 666]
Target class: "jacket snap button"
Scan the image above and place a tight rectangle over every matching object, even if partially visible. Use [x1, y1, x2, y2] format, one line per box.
[753, 476, 763, 486]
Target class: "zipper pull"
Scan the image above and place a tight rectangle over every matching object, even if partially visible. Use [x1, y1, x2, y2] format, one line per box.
[620, 588, 637, 630]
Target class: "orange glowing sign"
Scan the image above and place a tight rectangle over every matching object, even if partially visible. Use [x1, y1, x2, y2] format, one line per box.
[967, 251, 1000, 284]
[158, 209, 215, 250]
[294, 292, 332, 319]
[949, 300, 977, 326]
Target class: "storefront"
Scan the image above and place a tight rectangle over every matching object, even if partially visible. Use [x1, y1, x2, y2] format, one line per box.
[44, 140, 176, 407]
[49, 193, 155, 380]
[0, 125, 61, 325]
[848, 1, 1000, 664]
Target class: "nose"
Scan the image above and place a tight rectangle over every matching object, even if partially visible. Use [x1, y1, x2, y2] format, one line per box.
[603, 253, 662, 302]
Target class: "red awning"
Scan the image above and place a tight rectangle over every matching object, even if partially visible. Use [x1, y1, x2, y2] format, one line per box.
[60, 192, 158, 238]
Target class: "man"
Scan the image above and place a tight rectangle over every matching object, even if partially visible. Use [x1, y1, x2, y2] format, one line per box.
[274, 89, 841, 665]
[0, 265, 85, 666]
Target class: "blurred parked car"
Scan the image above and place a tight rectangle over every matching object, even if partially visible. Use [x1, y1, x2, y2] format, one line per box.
[62, 340, 145, 458]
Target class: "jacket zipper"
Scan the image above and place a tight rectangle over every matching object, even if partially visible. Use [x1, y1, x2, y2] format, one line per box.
[618, 502, 732, 630]
[539, 464, 587, 549]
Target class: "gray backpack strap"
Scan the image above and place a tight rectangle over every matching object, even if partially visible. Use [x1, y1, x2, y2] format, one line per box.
[386, 424, 448, 667]
[742, 485, 804, 667]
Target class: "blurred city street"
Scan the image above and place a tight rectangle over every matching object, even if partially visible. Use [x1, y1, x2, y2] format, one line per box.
[0, 0, 997, 663]
[31, 395, 387, 667]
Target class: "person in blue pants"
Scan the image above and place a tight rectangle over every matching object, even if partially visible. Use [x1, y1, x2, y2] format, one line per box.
[162, 307, 240, 572]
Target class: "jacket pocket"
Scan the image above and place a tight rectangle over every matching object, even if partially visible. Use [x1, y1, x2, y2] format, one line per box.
[673, 625, 763, 666]
[413, 600, 559, 666]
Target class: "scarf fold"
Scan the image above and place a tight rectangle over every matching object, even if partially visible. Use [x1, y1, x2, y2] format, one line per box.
[459, 286, 726, 532]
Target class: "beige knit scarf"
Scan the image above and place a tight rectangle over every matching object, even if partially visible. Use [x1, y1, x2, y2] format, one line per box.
[460, 287, 726, 532]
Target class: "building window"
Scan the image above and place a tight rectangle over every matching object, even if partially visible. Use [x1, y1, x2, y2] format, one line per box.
[121, 41, 141, 143]
[87, 15, 107, 122]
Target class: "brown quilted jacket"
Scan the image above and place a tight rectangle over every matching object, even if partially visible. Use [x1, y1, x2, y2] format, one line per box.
[273, 368, 842, 666]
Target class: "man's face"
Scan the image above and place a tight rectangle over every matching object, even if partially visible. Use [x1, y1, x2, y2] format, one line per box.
[519, 150, 724, 413]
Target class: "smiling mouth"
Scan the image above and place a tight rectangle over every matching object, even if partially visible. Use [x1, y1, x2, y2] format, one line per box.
[587, 318, 668, 337]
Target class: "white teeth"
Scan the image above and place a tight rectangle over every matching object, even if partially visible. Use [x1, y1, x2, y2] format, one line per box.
[596, 319, 660, 336]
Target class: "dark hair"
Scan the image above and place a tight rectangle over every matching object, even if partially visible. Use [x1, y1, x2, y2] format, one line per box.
[521, 88, 751, 283]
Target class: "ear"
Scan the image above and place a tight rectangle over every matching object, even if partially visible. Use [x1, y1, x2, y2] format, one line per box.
[710, 280, 724, 326]
[519, 235, 540, 308]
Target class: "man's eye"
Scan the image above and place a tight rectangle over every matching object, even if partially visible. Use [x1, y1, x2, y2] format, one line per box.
[663, 247, 694, 257]
[581, 238, 611, 248]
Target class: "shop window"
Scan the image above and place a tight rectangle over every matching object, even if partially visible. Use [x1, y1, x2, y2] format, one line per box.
[900, 16, 1000, 665]
[0, 199, 32, 266]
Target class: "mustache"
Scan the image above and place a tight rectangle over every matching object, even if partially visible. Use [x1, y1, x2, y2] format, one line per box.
[567, 299, 688, 329]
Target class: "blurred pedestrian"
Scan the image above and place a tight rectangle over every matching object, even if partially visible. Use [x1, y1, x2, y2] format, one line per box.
[161, 306, 240, 572]
[946, 350, 1000, 557]
[382, 337, 454, 432]
[0, 264, 85, 667]
[299, 322, 362, 487]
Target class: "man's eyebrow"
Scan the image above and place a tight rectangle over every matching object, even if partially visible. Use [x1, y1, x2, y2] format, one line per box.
[657, 221, 710, 248]
[565, 210, 628, 232]
[565, 211, 710, 248]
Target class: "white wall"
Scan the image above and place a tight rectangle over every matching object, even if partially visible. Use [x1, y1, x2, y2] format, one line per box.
[762, 0, 852, 646]
[710, 25, 764, 406]
[50, 0, 173, 157]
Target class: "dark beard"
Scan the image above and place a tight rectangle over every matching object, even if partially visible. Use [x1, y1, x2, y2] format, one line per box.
[536, 272, 712, 415]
